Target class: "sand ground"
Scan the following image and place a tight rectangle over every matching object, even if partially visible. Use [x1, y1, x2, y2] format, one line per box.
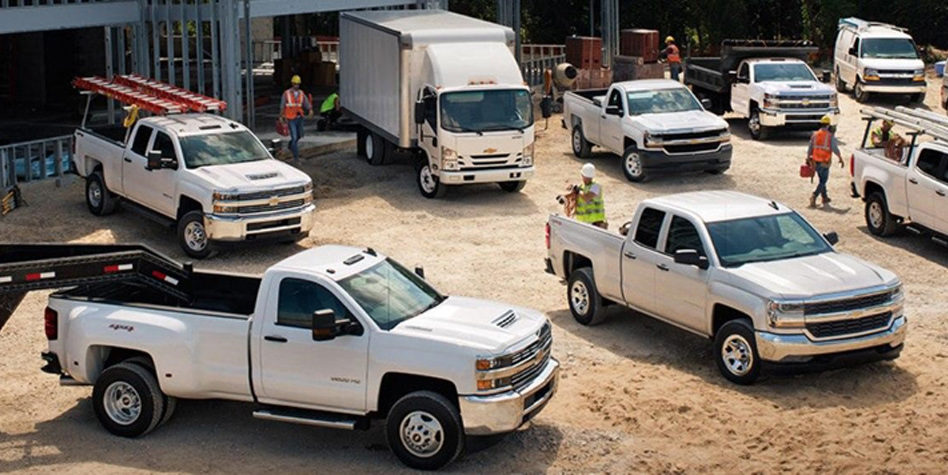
[1, 77, 946, 473]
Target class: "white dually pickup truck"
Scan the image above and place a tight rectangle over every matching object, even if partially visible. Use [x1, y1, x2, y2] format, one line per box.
[74, 113, 315, 259]
[850, 106, 948, 244]
[544, 191, 905, 384]
[563, 79, 732, 182]
[0, 243, 557, 470]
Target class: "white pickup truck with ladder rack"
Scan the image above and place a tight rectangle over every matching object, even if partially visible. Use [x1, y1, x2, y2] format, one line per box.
[71, 75, 314, 258]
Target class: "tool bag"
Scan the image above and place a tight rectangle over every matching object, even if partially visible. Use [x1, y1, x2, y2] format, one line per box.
[799, 163, 814, 178]
[275, 119, 290, 137]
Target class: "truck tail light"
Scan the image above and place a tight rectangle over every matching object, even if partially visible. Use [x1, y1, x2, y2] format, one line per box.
[545, 222, 551, 249]
[44, 307, 58, 340]
[850, 153, 855, 177]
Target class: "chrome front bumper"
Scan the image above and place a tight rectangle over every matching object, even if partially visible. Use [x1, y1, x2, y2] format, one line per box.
[459, 357, 559, 436]
[759, 108, 839, 127]
[438, 166, 534, 185]
[756, 315, 907, 363]
[204, 204, 316, 241]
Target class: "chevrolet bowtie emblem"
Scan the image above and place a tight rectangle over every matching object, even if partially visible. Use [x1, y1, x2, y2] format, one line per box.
[269, 196, 280, 206]
[483, 148, 497, 153]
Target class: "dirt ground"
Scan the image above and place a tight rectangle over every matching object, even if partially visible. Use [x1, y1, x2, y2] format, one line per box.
[1, 77, 947, 473]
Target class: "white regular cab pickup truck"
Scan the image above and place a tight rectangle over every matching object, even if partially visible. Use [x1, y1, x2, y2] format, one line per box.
[851, 106, 948, 243]
[544, 191, 905, 384]
[0, 243, 557, 470]
[563, 80, 732, 182]
[74, 113, 315, 258]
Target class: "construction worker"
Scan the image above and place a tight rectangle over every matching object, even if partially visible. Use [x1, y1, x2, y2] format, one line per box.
[318, 91, 341, 131]
[871, 119, 907, 161]
[575, 163, 606, 228]
[806, 115, 845, 207]
[280, 75, 313, 162]
[661, 36, 682, 82]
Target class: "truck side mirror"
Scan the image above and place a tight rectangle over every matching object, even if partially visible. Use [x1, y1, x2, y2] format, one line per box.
[269, 138, 282, 155]
[700, 98, 713, 109]
[312, 309, 337, 341]
[674, 249, 709, 270]
[414, 100, 426, 125]
[727, 70, 738, 83]
[848, 47, 857, 56]
[414, 265, 425, 279]
[823, 231, 839, 245]
[605, 106, 622, 116]
[146, 150, 163, 170]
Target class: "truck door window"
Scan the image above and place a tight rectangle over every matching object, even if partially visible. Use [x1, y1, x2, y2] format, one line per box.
[665, 216, 706, 257]
[851, 38, 860, 56]
[737, 63, 749, 81]
[634, 208, 666, 249]
[277, 278, 351, 329]
[423, 92, 437, 129]
[151, 132, 176, 160]
[915, 149, 943, 178]
[608, 90, 623, 114]
[130, 125, 154, 156]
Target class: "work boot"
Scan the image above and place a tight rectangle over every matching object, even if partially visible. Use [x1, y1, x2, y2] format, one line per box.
[822, 195, 832, 206]
[808, 195, 817, 208]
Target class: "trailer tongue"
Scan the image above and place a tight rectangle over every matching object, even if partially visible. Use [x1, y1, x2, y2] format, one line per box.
[0, 244, 194, 331]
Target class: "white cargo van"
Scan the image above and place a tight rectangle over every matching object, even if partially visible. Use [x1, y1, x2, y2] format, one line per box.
[339, 10, 535, 198]
[834, 18, 927, 103]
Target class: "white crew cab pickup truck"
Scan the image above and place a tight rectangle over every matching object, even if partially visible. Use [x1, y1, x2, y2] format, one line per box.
[544, 191, 905, 384]
[0, 243, 557, 470]
[563, 80, 731, 182]
[850, 106, 948, 244]
[74, 113, 315, 258]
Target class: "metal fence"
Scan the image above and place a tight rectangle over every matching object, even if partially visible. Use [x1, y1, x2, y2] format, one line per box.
[520, 44, 566, 87]
[0, 135, 74, 189]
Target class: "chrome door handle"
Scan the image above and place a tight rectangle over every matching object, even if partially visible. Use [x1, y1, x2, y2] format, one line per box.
[937, 190, 946, 197]
[264, 335, 287, 343]
[656, 264, 669, 271]
[909, 178, 918, 184]
[123, 157, 132, 163]
[623, 251, 637, 260]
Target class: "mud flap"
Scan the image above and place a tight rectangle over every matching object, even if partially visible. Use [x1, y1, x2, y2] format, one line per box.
[0, 292, 26, 332]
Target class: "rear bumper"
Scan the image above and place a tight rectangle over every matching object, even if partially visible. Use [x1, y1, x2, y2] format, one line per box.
[638, 144, 732, 173]
[759, 108, 839, 127]
[438, 167, 534, 185]
[756, 315, 907, 363]
[205, 204, 316, 242]
[458, 357, 559, 435]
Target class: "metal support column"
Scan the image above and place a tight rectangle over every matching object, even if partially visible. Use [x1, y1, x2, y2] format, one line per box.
[165, 0, 175, 85]
[219, 0, 242, 121]
[243, 0, 254, 129]
[105, 27, 115, 124]
[180, 0, 190, 91]
[600, 0, 618, 69]
[512, 0, 521, 64]
[194, 0, 204, 94]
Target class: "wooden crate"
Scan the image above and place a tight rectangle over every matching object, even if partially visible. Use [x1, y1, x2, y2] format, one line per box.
[565, 36, 602, 70]
[620, 29, 660, 63]
[573, 68, 613, 89]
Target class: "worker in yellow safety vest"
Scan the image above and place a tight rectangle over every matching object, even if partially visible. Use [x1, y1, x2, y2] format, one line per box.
[318, 92, 341, 131]
[575, 163, 606, 228]
[871, 119, 907, 161]
[806, 115, 845, 207]
[280, 75, 313, 162]
[661, 36, 683, 82]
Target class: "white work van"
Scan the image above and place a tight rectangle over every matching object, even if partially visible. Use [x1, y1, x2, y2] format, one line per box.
[834, 18, 927, 103]
[340, 10, 535, 198]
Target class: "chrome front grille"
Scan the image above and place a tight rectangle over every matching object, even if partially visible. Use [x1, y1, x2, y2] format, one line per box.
[237, 199, 305, 214]
[806, 312, 892, 338]
[804, 290, 895, 315]
[235, 186, 305, 201]
[510, 322, 552, 391]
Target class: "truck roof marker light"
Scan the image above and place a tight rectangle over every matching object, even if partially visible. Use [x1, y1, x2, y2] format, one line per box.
[103, 264, 134, 273]
[151, 270, 179, 286]
[26, 272, 56, 281]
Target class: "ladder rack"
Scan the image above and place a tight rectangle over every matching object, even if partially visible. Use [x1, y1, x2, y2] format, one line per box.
[72, 75, 227, 116]
[861, 106, 948, 143]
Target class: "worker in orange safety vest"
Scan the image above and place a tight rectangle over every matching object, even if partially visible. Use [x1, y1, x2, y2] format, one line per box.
[280, 75, 313, 162]
[806, 115, 845, 207]
[661, 36, 682, 82]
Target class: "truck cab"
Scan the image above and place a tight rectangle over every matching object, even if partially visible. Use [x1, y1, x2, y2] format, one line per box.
[835, 18, 927, 103]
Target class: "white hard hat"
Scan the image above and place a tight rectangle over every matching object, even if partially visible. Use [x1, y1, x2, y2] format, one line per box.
[581, 163, 596, 178]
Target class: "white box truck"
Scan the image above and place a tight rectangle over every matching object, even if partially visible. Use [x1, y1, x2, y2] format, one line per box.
[340, 10, 536, 198]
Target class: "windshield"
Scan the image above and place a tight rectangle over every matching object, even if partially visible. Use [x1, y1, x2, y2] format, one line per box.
[706, 212, 832, 267]
[337, 258, 444, 330]
[861, 38, 918, 59]
[626, 88, 701, 115]
[753, 63, 817, 82]
[178, 131, 269, 168]
[440, 89, 533, 133]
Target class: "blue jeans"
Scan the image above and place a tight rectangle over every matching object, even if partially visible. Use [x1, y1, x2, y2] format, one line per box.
[813, 163, 830, 199]
[670, 63, 682, 82]
[288, 117, 304, 160]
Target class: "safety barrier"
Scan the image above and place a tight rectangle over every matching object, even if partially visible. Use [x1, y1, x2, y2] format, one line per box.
[0, 135, 74, 189]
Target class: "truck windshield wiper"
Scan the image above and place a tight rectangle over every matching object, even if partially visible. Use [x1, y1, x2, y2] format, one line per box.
[454, 127, 484, 136]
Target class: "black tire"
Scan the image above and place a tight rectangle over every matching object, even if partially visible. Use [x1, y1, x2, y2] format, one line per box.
[86, 171, 117, 216]
[865, 192, 899, 237]
[571, 124, 592, 158]
[910, 92, 925, 104]
[92, 362, 166, 438]
[567, 268, 605, 326]
[498, 180, 526, 193]
[835, 68, 848, 92]
[621, 146, 648, 182]
[416, 160, 446, 199]
[366, 131, 387, 166]
[177, 210, 212, 259]
[748, 108, 769, 141]
[714, 319, 761, 385]
[854, 80, 870, 103]
[386, 390, 463, 471]
[356, 128, 368, 158]
[120, 356, 176, 427]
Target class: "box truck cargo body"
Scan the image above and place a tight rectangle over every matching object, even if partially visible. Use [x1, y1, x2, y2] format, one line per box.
[340, 10, 536, 198]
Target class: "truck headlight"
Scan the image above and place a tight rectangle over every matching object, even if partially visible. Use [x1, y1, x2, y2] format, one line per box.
[213, 204, 239, 214]
[303, 181, 313, 193]
[475, 355, 515, 392]
[830, 93, 839, 108]
[212, 190, 241, 201]
[864, 69, 880, 81]
[720, 131, 731, 143]
[763, 93, 778, 109]
[913, 70, 925, 82]
[766, 300, 806, 328]
[522, 143, 534, 167]
[441, 147, 459, 171]
[643, 132, 661, 148]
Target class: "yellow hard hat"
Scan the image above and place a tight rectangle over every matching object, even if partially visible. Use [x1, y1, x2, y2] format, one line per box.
[665, 36, 675, 44]
[820, 115, 832, 125]
[883, 119, 894, 126]
[291, 75, 302, 85]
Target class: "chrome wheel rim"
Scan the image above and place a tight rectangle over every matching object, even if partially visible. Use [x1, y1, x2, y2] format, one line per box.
[399, 410, 444, 458]
[88, 180, 102, 208]
[749, 113, 761, 136]
[570, 280, 589, 316]
[365, 135, 374, 161]
[184, 221, 208, 252]
[625, 152, 643, 178]
[419, 166, 437, 194]
[572, 129, 582, 153]
[721, 334, 754, 376]
[868, 201, 885, 229]
[855, 83, 865, 100]
[103, 381, 141, 426]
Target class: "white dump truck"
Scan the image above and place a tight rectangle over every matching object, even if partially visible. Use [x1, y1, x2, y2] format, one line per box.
[340, 10, 535, 198]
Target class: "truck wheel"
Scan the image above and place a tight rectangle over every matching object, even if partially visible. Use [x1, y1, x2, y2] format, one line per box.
[910, 92, 925, 104]
[854, 80, 870, 103]
[416, 161, 446, 199]
[835, 68, 848, 92]
[748, 109, 769, 140]
[356, 128, 368, 158]
[567, 268, 605, 326]
[386, 391, 463, 470]
[621, 147, 647, 182]
[177, 210, 212, 259]
[92, 362, 166, 438]
[571, 125, 592, 158]
[714, 319, 761, 385]
[86, 171, 117, 216]
[866, 192, 899, 237]
[366, 132, 387, 166]
[498, 180, 526, 193]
